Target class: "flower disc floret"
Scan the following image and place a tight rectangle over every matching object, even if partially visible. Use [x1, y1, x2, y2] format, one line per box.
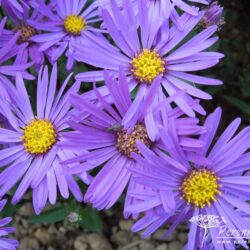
[131, 49, 165, 84]
[21, 118, 57, 155]
[64, 15, 86, 35]
[116, 125, 151, 157]
[181, 169, 222, 208]
[17, 25, 36, 44]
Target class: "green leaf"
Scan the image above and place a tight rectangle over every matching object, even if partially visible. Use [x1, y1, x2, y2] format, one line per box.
[204, 85, 224, 95]
[30, 206, 67, 224]
[239, 69, 250, 98]
[79, 206, 103, 233]
[1, 200, 25, 217]
[131, 87, 138, 100]
[222, 95, 250, 115]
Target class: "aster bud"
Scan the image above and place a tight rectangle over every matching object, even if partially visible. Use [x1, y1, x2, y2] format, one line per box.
[202, 1, 224, 28]
[67, 212, 80, 224]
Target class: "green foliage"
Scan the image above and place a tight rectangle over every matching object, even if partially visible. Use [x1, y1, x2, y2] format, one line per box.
[1, 200, 25, 218]
[222, 95, 250, 116]
[239, 68, 250, 98]
[67, 199, 103, 233]
[29, 200, 103, 233]
[30, 206, 68, 224]
[78, 206, 103, 233]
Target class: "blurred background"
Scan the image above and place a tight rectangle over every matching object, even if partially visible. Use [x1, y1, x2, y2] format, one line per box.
[204, 0, 250, 126]
[1, 0, 250, 249]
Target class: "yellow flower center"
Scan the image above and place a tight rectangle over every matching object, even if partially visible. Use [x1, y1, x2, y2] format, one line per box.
[64, 15, 86, 35]
[131, 49, 165, 84]
[180, 169, 222, 208]
[116, 125, 151, 158]
[21, 118, 57, 155]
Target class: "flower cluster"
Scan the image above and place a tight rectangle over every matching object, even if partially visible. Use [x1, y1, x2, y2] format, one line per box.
[0, 0, 248, 249]
[0, 199, 19, 250]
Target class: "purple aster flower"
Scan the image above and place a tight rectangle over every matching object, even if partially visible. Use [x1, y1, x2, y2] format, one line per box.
[126, 107, 250, 249]
[0, 64, 90, 214]
[145, 0, 210, 17]
[0, 199, 19, 250]
[0, 17, 34, 82]
[94, 0, 209, 29]
[0, 1, 51, 71]
[202, 1, 224, 28]
[61, 69, 206, 211]
[74, 0, 223, 117]
[29, 0, 101, 70]
[0, 0, 24, 18]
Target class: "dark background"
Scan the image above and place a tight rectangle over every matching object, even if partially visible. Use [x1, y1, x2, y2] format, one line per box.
[204, 0, 250, 127]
